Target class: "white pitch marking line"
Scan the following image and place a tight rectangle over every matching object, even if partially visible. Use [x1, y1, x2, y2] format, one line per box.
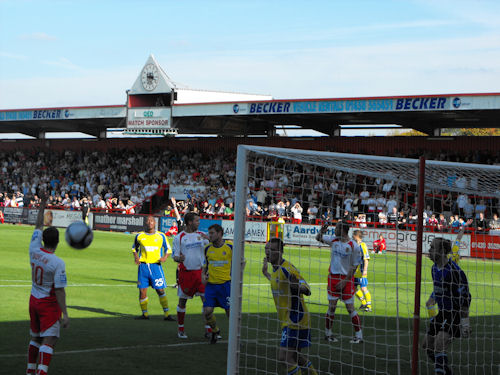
[2, 330, 497, 358]
[0, 281, 495, 288]
[0, 340, 229, 358]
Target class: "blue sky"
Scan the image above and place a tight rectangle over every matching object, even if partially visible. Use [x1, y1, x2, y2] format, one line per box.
[0, 0, 499, 121]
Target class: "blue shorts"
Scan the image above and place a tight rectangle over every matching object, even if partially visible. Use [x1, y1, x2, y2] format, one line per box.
[354, 277, 368, 288]
[137, 263, 167, 290]
[203, 281, 231, 310]
[280, 327, 311, 349]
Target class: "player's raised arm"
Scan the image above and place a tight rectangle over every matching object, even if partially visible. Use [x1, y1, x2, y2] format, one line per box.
[316, 222, 329, 243]
[35, 193, 49, 230]
[451, 227, 465, 263]
[262, 257, 271, 280]
[171, 197, 181, 222]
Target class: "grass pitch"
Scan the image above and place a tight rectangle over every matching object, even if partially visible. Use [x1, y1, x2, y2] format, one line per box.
[0, 225, 499, 375]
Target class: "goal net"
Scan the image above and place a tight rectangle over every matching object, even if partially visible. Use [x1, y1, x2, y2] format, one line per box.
[227, 145, 500, 375]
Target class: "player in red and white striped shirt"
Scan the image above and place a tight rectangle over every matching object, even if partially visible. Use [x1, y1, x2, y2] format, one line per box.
[316, 221, 363, 344]
[172, 212, 210, 339]
[26, 195, 69, 375]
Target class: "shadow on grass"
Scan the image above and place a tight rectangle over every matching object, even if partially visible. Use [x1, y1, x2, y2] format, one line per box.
[68, 305, 134, 317]
[1, 313, 498, 375]
[0, 313, 230, 375]
[239, 313, 500, 375]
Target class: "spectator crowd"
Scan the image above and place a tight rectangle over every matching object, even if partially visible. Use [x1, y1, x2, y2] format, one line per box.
[1, 147, 499, 234]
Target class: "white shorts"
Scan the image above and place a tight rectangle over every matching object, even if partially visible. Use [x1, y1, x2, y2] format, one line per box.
[177, 288, 204, 299]
[30, 320, 61, 338]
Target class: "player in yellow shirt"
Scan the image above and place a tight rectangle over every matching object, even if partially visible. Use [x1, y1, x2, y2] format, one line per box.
[353, 230, 373, 312]
[262, 238, 317, 375]
[202, 224, 233, 344]
[132, 216, 175, 321]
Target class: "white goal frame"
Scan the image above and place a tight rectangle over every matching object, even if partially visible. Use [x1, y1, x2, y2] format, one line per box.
[227, 144, 500, 375]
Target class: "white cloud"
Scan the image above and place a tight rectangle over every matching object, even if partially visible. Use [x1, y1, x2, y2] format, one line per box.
[19, 32, 57, 41]
[0, 67, 135, 109]
[41, 57, 81, 70]
[1, 32, 499, 109]
[0, 51, 26, 60]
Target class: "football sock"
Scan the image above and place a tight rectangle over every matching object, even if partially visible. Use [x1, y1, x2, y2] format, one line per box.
[158, 293, 169, 316]
[364, 291, 372, 305]
[303, 361, 318, 375]
[435, 352, 452, 375]
[350, 310, 362, 332]
[36, 344, 53, 375]
[27, 340, 40, 375]
[427, 349, 435, 362]
[140, 297, 149, 317]
[325, 312, 334, 333]
[355, 290, 366, 304]
[287, 365, 302, 375]
[177, 305, 186, 331]
[206, 315, 218, 332]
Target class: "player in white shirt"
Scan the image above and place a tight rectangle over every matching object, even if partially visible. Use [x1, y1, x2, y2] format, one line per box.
[26, 195, 69, 375]
[172, 212, 210, 339]
[316, 221, 363, 344]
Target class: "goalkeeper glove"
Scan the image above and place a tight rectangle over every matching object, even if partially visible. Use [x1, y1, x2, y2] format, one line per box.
[460, 317, 471, 338]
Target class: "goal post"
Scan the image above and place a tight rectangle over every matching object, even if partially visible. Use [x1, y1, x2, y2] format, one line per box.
[228, 145, 500, 375]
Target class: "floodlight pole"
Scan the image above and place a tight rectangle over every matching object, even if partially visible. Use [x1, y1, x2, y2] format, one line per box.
[227, 145, 249, 375]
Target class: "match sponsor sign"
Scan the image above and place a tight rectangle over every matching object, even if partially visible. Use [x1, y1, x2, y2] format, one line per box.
[358, 228, 471, 257]
[48, 209, 84, 228]
[159, 216, 179, 233]
[93, 213, 156, 232]
[221, 220, 266, 242]
[1, 207, 25, 223]
[168, 184, 207, 200]
[0, 207, 82, 228]
[470, 233, 500, 259]
[214, 220, 472, 256]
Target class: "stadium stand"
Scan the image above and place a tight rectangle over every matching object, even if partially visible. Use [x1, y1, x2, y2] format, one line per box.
[1, 137, 498, 234]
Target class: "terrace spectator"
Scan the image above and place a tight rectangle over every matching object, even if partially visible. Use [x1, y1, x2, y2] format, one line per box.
[344, 194, 354, 214]
[276, 200, 286, 217]
[291, 202, 303, 224]
[463, 198, 475, 220]
[428, 214, 438, 228]
[322, 207, 333, 222]
[376, 194, 386, 214]
[382, 180, 394, 193]
[387, 207, 398, 226]
[386, 195, 398, 213]
[489, 213, 500, 230]
[256, 187, 267, 206]
[475, 199, 487, 219]
[378, 212, 388, 225]
[437, 214, 447, 232]
[359, 186, 370, 213]
[398, 210, 408, 229]
[225, 202, 234, 216]
[475, 212, 487, 233]
[456, 193, 468, 216]
[307, 203, 318, 223]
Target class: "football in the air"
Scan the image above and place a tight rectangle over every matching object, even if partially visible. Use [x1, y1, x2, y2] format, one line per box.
[65, 221, 93, 249]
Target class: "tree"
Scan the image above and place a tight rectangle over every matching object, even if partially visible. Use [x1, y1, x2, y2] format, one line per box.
[387, 129, 427, 136]
[441, 128, 500, 136]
